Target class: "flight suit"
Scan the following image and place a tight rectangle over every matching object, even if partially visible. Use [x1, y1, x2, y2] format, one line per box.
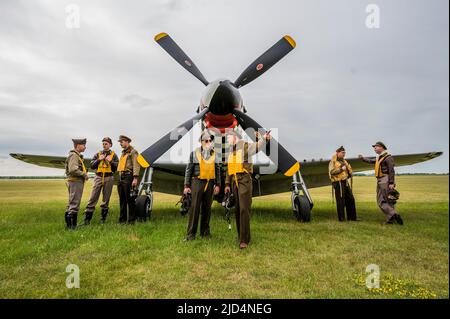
[184, 147, 221, 240]
[329, 154, 357, 221]
[65, 149, 88, 229]
[117, 146, 140, 224]
[361, 152, 398, 222]
[84, 150, 119, 224]
[225, 139, 265, 245]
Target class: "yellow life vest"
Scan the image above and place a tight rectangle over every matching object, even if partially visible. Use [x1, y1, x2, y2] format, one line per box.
[97, 151, 115, 174]
[118, 153, 129, 172]
[195, 149, 216, 191]
[195, 149, 216, 180]
[227, 148, 249, 189]
[375, 154, 389, 178]
[329, 157, 351, 182]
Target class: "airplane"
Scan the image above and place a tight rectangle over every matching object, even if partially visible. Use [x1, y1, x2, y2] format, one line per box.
[10, 33, 443, 222]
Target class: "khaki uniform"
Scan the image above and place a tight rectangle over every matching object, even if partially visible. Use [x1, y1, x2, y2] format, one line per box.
[362, 152, 397, 221]
[84, 150, 119, 223]
[328, 154, 357, 221]
[65, 150, 87, 218]
[225, 139, 265, 245]
[117, 146, 140, 223]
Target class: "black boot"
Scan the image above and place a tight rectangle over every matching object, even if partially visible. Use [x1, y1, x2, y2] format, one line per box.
[64, 211, 70, 229]
[394, 214, 404, 225]
[83, 211, 93, 226]
[100, 209, 108, 224]
[69, 214, 78, 230]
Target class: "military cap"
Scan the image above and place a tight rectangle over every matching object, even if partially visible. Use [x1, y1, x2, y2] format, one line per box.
[72, 138, 87, 145]
[336, 146, 346, 152]
[226, 130, 242, 139]
[118, 135, 132, 142]
[372, 141, 387, 150]
[102, 137, 113, 145]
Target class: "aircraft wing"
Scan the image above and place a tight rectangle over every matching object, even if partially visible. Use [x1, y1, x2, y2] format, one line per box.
[251, 151, 443, 196]
[9, 151, 443, 197]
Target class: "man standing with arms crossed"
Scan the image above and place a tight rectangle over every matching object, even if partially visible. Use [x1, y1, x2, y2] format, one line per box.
[64, 138, 88, 230]
[82, 137, 119, 225]
[328, 146, 358, 222]
[359, 141, 404, 225]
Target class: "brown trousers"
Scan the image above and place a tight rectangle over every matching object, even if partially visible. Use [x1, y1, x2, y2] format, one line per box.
[376, 175, 397, 221]
[186, 178, 214, 239]
[66, 180, 85, 216]
[231, 173, 252, 244]
[85, 175, 114, 213]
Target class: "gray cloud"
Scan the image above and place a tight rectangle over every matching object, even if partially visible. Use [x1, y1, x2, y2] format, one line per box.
[121, 94, 155, 109]
[0, 0, 448, 176]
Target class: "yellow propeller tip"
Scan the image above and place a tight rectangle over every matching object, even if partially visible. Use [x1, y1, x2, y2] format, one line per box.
[137, 154, 151, 168]
[283, 35, 296, 48]
[284, 162, 300, 176]
[154, 32, 168, 42]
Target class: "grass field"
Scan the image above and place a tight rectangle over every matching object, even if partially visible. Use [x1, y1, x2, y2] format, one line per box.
[0, 175, 448, 299]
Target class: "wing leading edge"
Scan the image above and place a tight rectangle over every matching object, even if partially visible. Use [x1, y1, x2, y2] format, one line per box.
[9, 151, 443, 196]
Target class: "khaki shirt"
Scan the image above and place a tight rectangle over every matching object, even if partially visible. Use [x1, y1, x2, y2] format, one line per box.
[65, 150, 87, 182]
[120, 146, 140, 177]
[225, 139, 265, 185]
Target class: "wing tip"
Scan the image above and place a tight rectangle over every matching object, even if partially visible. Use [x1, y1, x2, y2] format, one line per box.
[154, 32, 169, 42]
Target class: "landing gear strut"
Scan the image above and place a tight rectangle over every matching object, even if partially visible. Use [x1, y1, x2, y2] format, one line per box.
[136, 167, 154, 221]
[291, 170, 313, 222]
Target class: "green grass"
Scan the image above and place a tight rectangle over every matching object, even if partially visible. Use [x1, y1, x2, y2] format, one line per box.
[0, 176, 448, 298]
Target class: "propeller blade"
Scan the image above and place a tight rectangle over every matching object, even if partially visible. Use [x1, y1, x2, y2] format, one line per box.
[232, 109, 300, 176]
[154, 32, 209, 86]
[137, 108, 209, 168]
[234, 35, 296, 88]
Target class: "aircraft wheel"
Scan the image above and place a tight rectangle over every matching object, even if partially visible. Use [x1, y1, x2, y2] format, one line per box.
[136, 195, 152, 222]
[294, 195, 311, 222]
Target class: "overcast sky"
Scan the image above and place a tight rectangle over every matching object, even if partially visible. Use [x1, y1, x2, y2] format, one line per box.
[0, 0, 448, 176]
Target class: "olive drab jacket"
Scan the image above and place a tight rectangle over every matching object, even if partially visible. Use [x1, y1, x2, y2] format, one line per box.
[65, 150, 87, 182]
[225, 139, 266, 185]
[118, 146, 140, 177]
[361, 152, 395, 184]
[328, 154, 352, 182]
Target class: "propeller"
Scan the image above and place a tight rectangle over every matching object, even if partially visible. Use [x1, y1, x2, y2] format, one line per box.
[137, 108, 209, 168]
[232, 109, 300, 176]
[154, 33, 209, 86]
[234, 35, 296, 88]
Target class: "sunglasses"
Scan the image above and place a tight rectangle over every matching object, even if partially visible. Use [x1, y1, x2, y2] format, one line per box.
[203, 139, 212, 143]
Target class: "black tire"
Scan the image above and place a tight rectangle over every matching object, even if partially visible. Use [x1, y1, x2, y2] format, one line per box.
[294, 195, 311, 222]
[136, 195, 151, 221]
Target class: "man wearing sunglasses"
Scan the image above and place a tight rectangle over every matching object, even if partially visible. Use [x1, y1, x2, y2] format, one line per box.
[183, 130, 221, 240]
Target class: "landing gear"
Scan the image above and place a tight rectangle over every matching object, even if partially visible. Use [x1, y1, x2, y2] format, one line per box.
[291, 171, 313, 222]
[136, 167, 154, 221]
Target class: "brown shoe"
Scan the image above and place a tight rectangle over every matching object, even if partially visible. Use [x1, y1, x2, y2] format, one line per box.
[239, 242, 248, 249]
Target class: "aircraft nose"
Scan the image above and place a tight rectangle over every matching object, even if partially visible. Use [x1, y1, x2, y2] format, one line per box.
[208, 80, 241, 115]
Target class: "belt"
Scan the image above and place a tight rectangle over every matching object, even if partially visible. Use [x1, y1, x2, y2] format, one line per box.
[96, 172, 114, 177]
[119, 171, 132, 176]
